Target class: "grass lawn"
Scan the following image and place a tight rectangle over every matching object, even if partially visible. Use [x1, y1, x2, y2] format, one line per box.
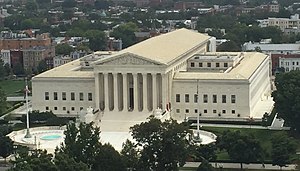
[0, 79, 28, 96]
[201, 127, 300, 162]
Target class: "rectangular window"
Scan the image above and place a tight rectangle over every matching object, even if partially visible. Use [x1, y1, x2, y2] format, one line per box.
[63, 107, 66, 111]
[54, 107, 58, 110]
[213, 109, 217, 113]
[204, 109, 207, 113]
[222, 110, 226, 114]
[191, 62, 195, 67]
[194, 94, 198, 103]
[80, 92, 84, 101]
[71, 92, 75, 100]
[185, 109, 189, 113]
[203, 94, 208, 103]
[232, 110, 236, 114]
[185, 94, 189, 103]
[195, 109, 198, 113]
[216, 63, 220, 67]
[62, 92, 66, 100]
[88, 93, 92, 101]
[54, 92, 58, 100]
[207, 62, 211, 67]
[71, 107, 75, 111]
[213, 95, 217, 103]
[222, 95, 226, 103]
[80, 107, 83, 111]
[224, 63, 228, 67]
[176, 94, 180, 102]
[176, 109, 180, 113]
[199, 62, 203, 67]
[293, 62, 295, 65]
[231, 95, 236, 103]
[46, 106, 49, 110]
[45, 92, 49, 100]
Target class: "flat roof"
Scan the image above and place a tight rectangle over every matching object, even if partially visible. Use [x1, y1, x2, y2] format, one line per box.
[174, 52, 268, 80]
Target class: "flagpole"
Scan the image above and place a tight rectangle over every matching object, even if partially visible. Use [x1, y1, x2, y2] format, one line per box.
[24, 77, 31, 138]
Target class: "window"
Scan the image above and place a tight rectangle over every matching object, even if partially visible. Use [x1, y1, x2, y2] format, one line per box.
[63, 107, 66, 111]
[80, 107, 83, 111]
[176, 109, 180, 113]
[286, 68, 289, 72]
[216, 63, 220, 67]
[231, 95, 236, 103]
[80, 93, 84, 101]
[54, 107, 58, 110]
[293, 62, 295, 65]
[194, 94, 198, 103]
[195, 109, 198, 113]
[176, 94, 180, 102]
[222, 95, 226, 103]
[297, 62, 299, 65]
[222, 110, 226, 114]
[54, 92, 58, 100]
[213, 109, 217, 113]
[45, 92, 49, 100]
[88, 93, 92, 101]
[71, 107, 75, 111]
[185, 109, 189, 113]
[46, 106, 49, 110]
[191, 62, 195, 67]
[203, 94, 208, 103]
[71, 92, 75, 100]
[199, 62, 203, 67]
[204, 109, 207, 113]
[232, 110, 236, 114]
[213, 95, 217, 103]
[185, 94, 189, 103]
[62, 92, 66, 100]
[224, 63, 228, 67]
[207, 62, 211, 67]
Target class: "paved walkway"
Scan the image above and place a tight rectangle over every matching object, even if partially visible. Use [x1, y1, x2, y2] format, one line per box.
[183, 162, 297, 170]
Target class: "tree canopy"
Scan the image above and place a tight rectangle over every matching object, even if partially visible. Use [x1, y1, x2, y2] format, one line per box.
[272, 71, 300, 131]
[111, 22, 138, 48]
[130, 117, 191, 171]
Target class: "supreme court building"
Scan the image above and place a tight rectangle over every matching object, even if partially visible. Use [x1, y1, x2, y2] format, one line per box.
[32, 28, 273, 121]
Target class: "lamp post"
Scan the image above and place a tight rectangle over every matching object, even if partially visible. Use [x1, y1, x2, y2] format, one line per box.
[24, 77, 31, 138]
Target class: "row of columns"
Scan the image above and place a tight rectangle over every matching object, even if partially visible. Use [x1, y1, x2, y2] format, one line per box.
[95, 72, 166, 112]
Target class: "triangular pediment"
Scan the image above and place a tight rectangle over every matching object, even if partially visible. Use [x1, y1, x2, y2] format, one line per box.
[94, 52, 164, 66]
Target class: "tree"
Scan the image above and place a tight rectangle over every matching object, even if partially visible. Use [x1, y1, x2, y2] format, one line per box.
[192, 144, 217, 162]
[111, 22, 138, 48]
[25, 0, 38, 12]
[217, 130, 263, 169]
[0, 87, 7, 116]
[0, 135, 13, 162]
[130, 117, 191, 171]
[55, 44, 73, 56]
[54, 153, 90, 171]
[271, 133, 297, 169]
[197, 159, 214, 171]
[37, 59, 48, 73]
[272, 71, 300, 131]
[0, 59, 5, 80]
[12, 63, 25, 76]
[62, 0, 76, 9]
[84, 30, 106, 51]
[59, 122, 101, 168]
[121, 140, 139, 170]
[217, 40, 241, 52]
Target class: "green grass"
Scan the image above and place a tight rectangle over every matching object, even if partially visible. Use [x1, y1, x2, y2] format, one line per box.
[0, 79, 28, 96]
[201, 127, 299, 161]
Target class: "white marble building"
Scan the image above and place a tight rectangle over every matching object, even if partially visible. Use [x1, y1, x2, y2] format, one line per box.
[32, 28, 273, 121]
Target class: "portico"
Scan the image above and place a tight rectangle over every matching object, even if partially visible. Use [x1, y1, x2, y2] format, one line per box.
[95, 72, 164, 112]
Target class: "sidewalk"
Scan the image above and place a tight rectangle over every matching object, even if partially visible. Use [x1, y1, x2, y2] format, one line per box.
[183, 162, 297, 170]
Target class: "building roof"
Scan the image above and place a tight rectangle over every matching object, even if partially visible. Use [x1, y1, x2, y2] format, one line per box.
[174, 52, 268, 80]
[243, 42, 300, 51]
[94, 28, 211, 65]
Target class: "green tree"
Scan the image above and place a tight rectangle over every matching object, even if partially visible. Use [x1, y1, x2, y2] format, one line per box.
[217, 41, 241, 52]
[62, 0, 76, 9]
[92, 143, 126, 171]
[54, 153, 90, 171]
[111, 22, 138, 48]
[130, 117, 191, 171]
[55, 44, 73, 55]
[84, 30, 106, 51]
[271, 133, 297, 169]
[217, 130, 263, 169]
[59, 122, 101, 168]
[12, 63, 25, 76]
[197, 159, 214, 171]
[192, 144, 217, 162]
[121, 139, 139, 170]
[37, 59, 48, 73]
[272, 71, 300, 131]
[0, 87, 7, 116]
[25, 0, 38, 12]
[0, 59, 5, 80]
[0, 135, 13, 162]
